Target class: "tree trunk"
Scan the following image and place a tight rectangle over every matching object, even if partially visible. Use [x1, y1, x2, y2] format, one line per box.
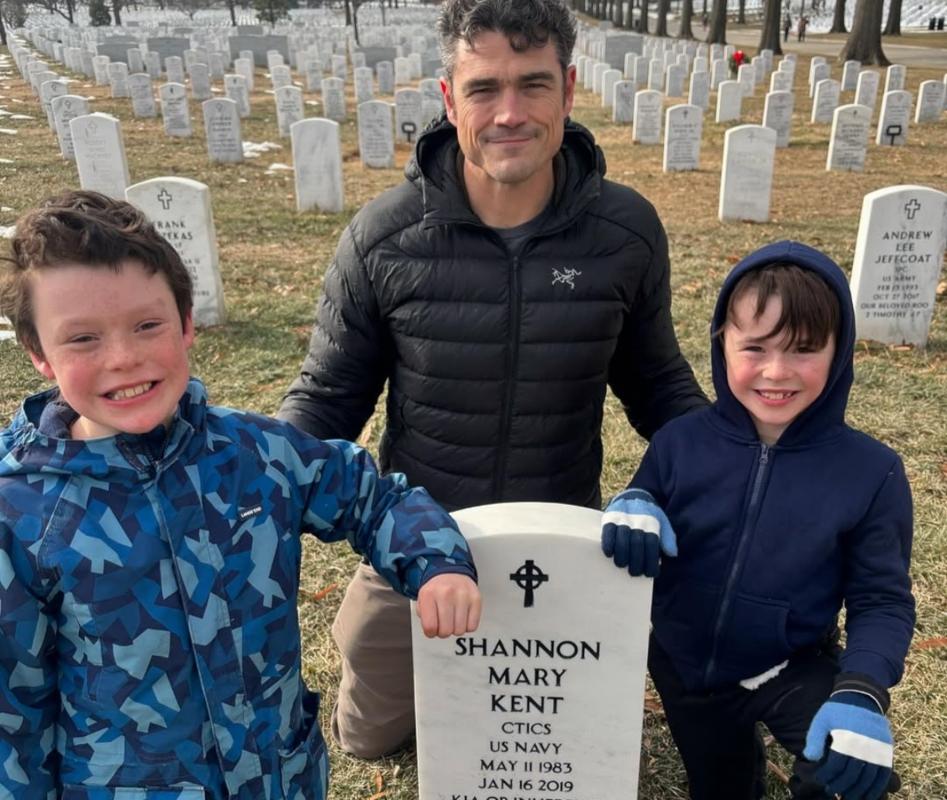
[829, 0, 847, 32]
[758, 0, 783, 53]
[0, 11, 6, 47]
[112, 0, 122, 25]
[227, 0, 236, 24]
[883, 0, 901, 35]
[707, 0, 727, 43]
[841, 0, 889, 64]
[738, 0, 746, 24]
[678, 0, 695, 38]
[638, 0, 650, 32]
[655, 0, 671, 35]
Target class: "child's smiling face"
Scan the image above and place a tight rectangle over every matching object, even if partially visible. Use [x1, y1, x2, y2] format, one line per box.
[27, 259, 194, 440]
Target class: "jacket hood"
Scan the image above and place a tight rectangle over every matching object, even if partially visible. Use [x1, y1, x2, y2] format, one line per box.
[404, 114, 606, 227]
[710, 241, 855, 447]
[0, 379, 207, 479]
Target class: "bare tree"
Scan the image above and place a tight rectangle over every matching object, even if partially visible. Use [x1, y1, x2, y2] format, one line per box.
[655, 0, 671, 35]
[706, 0, 727, 43]
[737, 0, 746, 24]
[758, 0, 783, 53]
[678, 0, 695, 38]
[830, 0, 847, 32]
[112, 0, 122, 25]
[32, 0, 75, 23]
[883, 0, 902, 35]
[841, 0, 889, 65]
[638, 0, 650, 33]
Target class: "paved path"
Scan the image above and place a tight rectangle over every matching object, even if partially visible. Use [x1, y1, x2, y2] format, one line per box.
[724, 27, 947, 68]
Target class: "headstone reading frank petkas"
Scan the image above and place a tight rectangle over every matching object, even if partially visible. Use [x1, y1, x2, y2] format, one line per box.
[412, 503, 653, 800]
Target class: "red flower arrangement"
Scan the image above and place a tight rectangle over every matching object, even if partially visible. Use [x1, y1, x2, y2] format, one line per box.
[728, 50, 747, 74]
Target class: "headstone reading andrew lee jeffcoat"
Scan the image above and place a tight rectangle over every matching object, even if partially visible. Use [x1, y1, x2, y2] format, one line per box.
[849, 185, 947, 347]
[412, 503, 653, 800]
[291, 118, 344, 213]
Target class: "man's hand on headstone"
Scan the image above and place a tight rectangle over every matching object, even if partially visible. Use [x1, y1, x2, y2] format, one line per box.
[417, 574, 482, 638]
[601, 488, 677, 578]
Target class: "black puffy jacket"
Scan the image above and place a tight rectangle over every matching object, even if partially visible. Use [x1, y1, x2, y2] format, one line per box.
[278, 117, 707, 510]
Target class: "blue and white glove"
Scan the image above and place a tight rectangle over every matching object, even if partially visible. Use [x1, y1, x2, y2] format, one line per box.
[803, 674, 894, 800]
[601, 488, 677, 578]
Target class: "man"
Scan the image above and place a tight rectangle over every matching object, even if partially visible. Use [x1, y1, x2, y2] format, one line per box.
[279, 0, 707, 759]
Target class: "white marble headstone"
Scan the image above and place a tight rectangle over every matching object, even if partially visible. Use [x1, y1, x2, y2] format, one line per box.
[275, 85, 304, 137]
[915, 81, 946, 123]
[855, 70, 880, 111]
[826, 104, 871, 172]
[876, 90, 911, 146]
[663, 103, 702, 171]
[70, 112, 130, 199]
[395, 88, 424, 144]
[203, 98, 242, 163]
[126, 177, 226, 328]
[718, 125, 777, 223]
[762, 90, 793, 148]
[412, 503, 653, 800]
[321, 76, 346, 121]
[884, 64, 906, 93]
[52, 94, 90, 160]
[129, 72, 157, 118]
[159, 82, 192, 137]
[850, 185, 947, 346]
[613, 80, 636, 123]
[224, 74, 251, 118]
[632, 89, 662, 144]
[715, 79, 742, 123]
[357, 99, 395, 169]
[841, 60, 861, 92]
[688, 70, 710, 110]
[291, 118, 344, 213]
[811, 78, 841, 124]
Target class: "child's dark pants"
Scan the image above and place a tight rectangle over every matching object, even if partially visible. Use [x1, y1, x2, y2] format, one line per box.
[648, 633, 839, 800]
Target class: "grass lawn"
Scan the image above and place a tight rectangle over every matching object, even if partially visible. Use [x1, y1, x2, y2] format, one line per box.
[1, 35, 946, 799]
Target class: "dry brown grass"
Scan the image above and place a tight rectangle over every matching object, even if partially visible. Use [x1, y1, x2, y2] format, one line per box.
[1, 39, 946, 799]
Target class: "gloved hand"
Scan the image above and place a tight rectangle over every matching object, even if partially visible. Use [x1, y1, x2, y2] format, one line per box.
[601, 488, 677, 578]
[803, 674, 894, 800]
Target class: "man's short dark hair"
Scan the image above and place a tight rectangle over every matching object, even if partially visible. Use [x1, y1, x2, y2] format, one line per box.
[0, 189, 193, 357]
[719, 263, 841, 350]
[438, 0, 577, 80]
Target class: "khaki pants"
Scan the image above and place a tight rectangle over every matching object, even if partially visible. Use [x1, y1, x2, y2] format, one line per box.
[331, 562, 415, 758]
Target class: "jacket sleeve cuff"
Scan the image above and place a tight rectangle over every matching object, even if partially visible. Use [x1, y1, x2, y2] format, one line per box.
[831, 672, 891, 714]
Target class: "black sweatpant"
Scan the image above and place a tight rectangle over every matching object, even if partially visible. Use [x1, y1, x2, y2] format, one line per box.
[648, 634, 839, 800]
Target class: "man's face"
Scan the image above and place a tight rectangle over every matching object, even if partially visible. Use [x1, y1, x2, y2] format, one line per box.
[28, 259, 194, 440]
[442, 30, 576, 188]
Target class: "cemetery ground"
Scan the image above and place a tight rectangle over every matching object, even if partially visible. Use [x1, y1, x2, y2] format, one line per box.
[2, 43, 947, 800]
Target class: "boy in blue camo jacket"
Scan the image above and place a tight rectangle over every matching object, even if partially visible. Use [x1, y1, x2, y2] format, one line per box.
[0, 190, 482, 800]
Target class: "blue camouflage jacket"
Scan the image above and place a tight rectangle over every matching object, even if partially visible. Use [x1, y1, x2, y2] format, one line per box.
[0, 380, 476, 800]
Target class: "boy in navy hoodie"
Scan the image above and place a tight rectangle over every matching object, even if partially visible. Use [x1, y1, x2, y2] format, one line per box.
[600, 241, 914, 800]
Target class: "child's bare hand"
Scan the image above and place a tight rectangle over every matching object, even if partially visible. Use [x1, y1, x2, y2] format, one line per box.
[416, 574, 481, 638]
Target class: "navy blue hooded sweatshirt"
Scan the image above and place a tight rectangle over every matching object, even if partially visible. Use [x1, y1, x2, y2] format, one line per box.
[631, 241, 915, 693]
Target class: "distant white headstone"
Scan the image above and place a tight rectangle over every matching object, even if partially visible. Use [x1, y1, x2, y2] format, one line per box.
[688, 70, 710, 110]
[737, 63, 755, 97]
[395, 88, 424, 144]
[321, 76, 346, 121]
[841, 60, 861, 92]
[613, 80, 636, 123]
[915, 80, 946, 123]
[601, 68, 622, 107]
[357, 99, 395, 169]
[166, 55, 186, 84]
[128, 72, 157, 118]
[809, 61, 830, 98]
[826, 104, 871, 172]
[71, 112, 130, 199]
[51, 94, 90, 160]
[412, 503, 653, 800]
[855, 70, 880, 111]
[715, 80, 742, 123]
[811, 78, 841, 124]
[377, 60, 395, 94]
[159, 82, 192, 137]
[275, 85, 304, 137]
[203, 98, 243, 163]
[189, 62, 212, 101]
[107, 61, 130, 98]
[354, 66, 375, 105]
[850, 185, 947, 346]
[884, 64, 906, 93]
[770, 70, 792, 93]
[126, 177, 226, 328]
[665, 63, 685, 98]
[224, 74, 251, 118]
[291, 118, 344, 213]
[876, 90, 911, 146]
[718, 125, 777, 223]
[663, 104, 702, 172]
[632, 89, 662, 144]
[762, 90, 793, 148]
[710, 58, 727, 90]
[234, 57, 255, 91]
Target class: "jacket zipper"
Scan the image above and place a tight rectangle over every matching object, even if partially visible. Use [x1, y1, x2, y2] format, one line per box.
[703, 442, 771, 686]
[493, 254, 521, 501]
